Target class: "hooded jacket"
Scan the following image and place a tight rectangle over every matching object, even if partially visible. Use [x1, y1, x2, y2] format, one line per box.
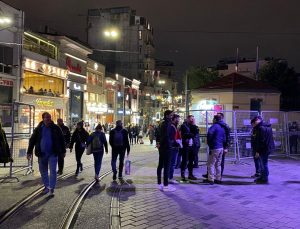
[207, 121, 226, 150]
[27, 121, 66, 157]
[251, 121, 275, 154]
[217, 121, 231, 149]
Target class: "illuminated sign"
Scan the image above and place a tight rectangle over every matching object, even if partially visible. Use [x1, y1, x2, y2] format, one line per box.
[35, 98, 54, 107]
[74, 84, 82, 90]
[66, 56, 82, 74]
[0, 80, 13, 87]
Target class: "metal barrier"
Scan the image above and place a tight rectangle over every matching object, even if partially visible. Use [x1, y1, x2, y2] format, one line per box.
[286, 111, 300, 157]
[0, 102, 35, 181]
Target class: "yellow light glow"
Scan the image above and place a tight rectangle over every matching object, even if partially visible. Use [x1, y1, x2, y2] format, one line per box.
[104, 31, 110, 37]
[111, 31, 117, 37]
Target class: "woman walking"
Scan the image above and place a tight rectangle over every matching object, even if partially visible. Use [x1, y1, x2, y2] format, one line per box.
[87, 124, 108, 182]
[147, 125, 155, 145]
[70, 121, 89, 175]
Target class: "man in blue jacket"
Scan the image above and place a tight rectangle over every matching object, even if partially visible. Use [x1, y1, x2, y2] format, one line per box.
[204, 115, 226, 185]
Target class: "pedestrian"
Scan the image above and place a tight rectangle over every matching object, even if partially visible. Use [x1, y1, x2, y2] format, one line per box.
[204, 115, 226, 185]
[133, 124, 139, 144]
[251, 116, 275, 184]
[57, 118, 71, 175]
[289, 121, 298, 154]
[128, 124, 134, 145]
[169, 114, 182, 184]
[0, 122, 13, 164]
[190, 118, 201, 168]
[26, 112, 66, 196]
[70, 121, 89, 176]
[109, 120, 130, 180]
[180, 115, 197, 181]
[147, 125, 155, 145]
[87, 124, 108, 182]
[156, 110, 176, 191]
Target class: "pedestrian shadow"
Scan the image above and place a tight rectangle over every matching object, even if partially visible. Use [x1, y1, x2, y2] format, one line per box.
[11, 178, 41, 191]
[222, 174, 252, 179]
[106, 179, 136, 201]
[285, 180, 300, 184]
[221, 180, 255, 185]
[86, 183, 107, 198]
[55, 176, 84, 189]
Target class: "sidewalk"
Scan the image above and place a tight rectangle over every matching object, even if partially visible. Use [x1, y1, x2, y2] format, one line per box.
[119, 155, 300, 229]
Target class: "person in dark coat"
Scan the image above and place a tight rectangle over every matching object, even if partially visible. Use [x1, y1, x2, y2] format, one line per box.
[109, 120, 130, 180]
[57, 118, 71, 175]
[87, 124, 108, 182]
[251, 116, 275, 184]
[156, 110, 176, 192]
[27, 112, 65, 196]
[0, 122, 12, 164]
[70, 121, 89, 176]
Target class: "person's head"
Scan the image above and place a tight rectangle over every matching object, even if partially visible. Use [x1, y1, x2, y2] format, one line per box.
[251, 116, 262, 127]
[42, 112, 52, 127]
[187, 115, 195, 124]
[172, 114, 180, 126]
[76, 121, 84, 130]
[95, 124, 103, 132]
[116, 120, 123, 128]
[217, 112, 224, 120]
[213, 115, 222, 124]
[57, 118, 64, 126]
[164, 110, 174, 121]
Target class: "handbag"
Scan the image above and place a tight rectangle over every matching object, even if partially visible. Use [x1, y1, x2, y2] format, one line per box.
[125, 156, 131, 175]
[86, 143, 92, 155]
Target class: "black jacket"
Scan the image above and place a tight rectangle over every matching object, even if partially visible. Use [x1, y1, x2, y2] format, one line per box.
[251, 122, 275, 154]
[180, 122, 194, 148]
[59, 124, 71, 146]
[156, 118, 176, 149]
[190, 124, 201, 148]
[0, 127, 12, 163]
[109, 126, 130, 152]
[27, 121, 66, 157]
[70, 128, 89, 149]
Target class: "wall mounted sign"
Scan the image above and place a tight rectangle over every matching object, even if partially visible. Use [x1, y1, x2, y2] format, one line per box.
[0, 80, 13, 87]
[35, 98, 54, 107]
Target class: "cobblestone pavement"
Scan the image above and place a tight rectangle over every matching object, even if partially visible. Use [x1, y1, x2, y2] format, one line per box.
[120, 149, 300, 229]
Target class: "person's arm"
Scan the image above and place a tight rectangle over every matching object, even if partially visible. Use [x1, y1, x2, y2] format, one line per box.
[207, 126, 215, 149]
[87, 134, 93, 146]
[109, 130, 113, 147]
[101, 133, 108, 153]
[65, 127, 71, 146]
[27, 127, 38, 159]
[124, 130, 130, 155]
[69, 130, 77, 151]
[57, 126, 66, 155]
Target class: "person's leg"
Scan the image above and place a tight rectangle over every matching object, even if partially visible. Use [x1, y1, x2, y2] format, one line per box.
[193, 146, 199, 168]
[111, 150, 118, 179]
[118, 150, 126, 178]
[93, 152, 100, 177]
[253, 155, 261, 175]
[75, 147, 81, 174]
[260, 153, 269, 181]
[57, 154, 64, 173]
[169, 148, 179, 180]
[180, 148, 188, 179]
[207, 150, 217, 182]
[221, 152, 225, 176]
[78, 148, 85, 171]
[49, 155, 58, 190]
[163, 149, 172, 186]
[38, 156, 49, 188]
[187, 147, 195, 178]
[176, 148, 182, 169]
[215, 149, 223, 181]
[157, 149, 163, 185]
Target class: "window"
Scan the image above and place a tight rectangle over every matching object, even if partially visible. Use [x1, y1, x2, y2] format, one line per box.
[23, 71, 64, 97]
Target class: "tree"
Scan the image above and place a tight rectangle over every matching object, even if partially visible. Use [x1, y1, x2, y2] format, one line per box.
[186, 66, 219, 90]
[258, 60, 300, 110]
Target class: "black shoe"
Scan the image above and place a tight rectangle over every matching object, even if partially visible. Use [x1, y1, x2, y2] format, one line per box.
[118, 176, 123, 180]
[202, 174, 208, 178]
[255, 178, 269, 184]
[75, 167, 79, 176]
[188, 175, 198, 180]
[57, 171, 63, 175]
[181, 171, 186, 180]
[113, 173, 117, 181]
[214, 180, 222, 184]
[193, 165, 199, 168]
[80, 163, 83, 172]
[251, 173, 261, 178]
[203, 179, 214, 185]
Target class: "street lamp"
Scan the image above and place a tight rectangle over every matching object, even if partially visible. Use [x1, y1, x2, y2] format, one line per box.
[0, 16, 12, 25]
[103, 29, 119, 38]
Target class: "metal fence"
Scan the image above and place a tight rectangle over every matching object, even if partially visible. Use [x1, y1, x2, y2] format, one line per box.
[177, 109, 300, 165]
[0, 102, 35, 180]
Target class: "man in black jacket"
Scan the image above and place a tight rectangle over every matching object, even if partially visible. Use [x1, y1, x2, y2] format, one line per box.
[251, 116, 275, 184]
[27, 112, 66, 196]
[156, 110, 176, 191]
[57, 118, 71, 175]
[109, 120, 130, 180]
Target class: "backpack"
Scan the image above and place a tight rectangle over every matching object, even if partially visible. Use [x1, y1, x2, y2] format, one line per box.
[114, 129, 124, 147]
[92, 134, 102, 152]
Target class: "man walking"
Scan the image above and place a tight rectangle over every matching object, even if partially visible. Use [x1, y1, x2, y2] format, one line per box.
[251, 116, 275, 184]
[156, 110, 176, 191]
[27, 112, 66, 196]
[109, 120, 130, 180]
[180, 115, 197, 181]
[204, 115, 226, 185]
[57, 118, 70, 175]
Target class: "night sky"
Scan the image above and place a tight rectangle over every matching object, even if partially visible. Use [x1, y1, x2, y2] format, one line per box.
[6, 0, 300, 76]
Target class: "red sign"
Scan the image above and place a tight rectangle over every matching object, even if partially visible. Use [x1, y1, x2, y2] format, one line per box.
[66, 57, 82, 74]
[0, 80, 13, 87]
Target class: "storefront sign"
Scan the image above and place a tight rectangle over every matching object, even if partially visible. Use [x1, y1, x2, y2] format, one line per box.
[68, 81, 85, 92]
[66, 57, 83, 74]
[35, 98, 54, 107]
[0, 80, 13, 87]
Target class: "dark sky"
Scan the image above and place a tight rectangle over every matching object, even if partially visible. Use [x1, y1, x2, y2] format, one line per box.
[7, 0, 300, 75]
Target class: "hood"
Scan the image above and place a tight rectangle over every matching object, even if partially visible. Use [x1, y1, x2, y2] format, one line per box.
[256, 121, 271, 128]
[115, 126, 123, 131]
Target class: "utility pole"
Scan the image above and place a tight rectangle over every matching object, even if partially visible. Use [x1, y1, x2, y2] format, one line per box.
[185, 72, 189, 116]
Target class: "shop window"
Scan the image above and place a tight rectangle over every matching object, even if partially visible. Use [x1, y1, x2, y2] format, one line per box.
[0, 85, 13, 103]
[23, 71, 64, 97]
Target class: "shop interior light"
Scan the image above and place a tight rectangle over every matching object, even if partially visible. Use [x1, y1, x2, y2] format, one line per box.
[68, 71, 86, 78]
[64, 53, 87, 64]
[0, 17, 12, 24]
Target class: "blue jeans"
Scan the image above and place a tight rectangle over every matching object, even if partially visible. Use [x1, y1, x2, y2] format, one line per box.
[169, 147, 179, 180]
[93, 151, 104, 176]
[38, 154, 58, 190]
[258, 153, 269, 181]
[253, 155, 261, 174]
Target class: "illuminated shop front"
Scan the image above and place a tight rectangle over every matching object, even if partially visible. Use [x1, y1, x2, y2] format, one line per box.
[21, 58, 68, 126]
[68, 81, 85, 127]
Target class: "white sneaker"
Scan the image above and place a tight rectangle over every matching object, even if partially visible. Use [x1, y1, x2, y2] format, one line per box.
[162, 185, 176, 192]
[158, 184, 163, 190]
[169, 179, 179, 184]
